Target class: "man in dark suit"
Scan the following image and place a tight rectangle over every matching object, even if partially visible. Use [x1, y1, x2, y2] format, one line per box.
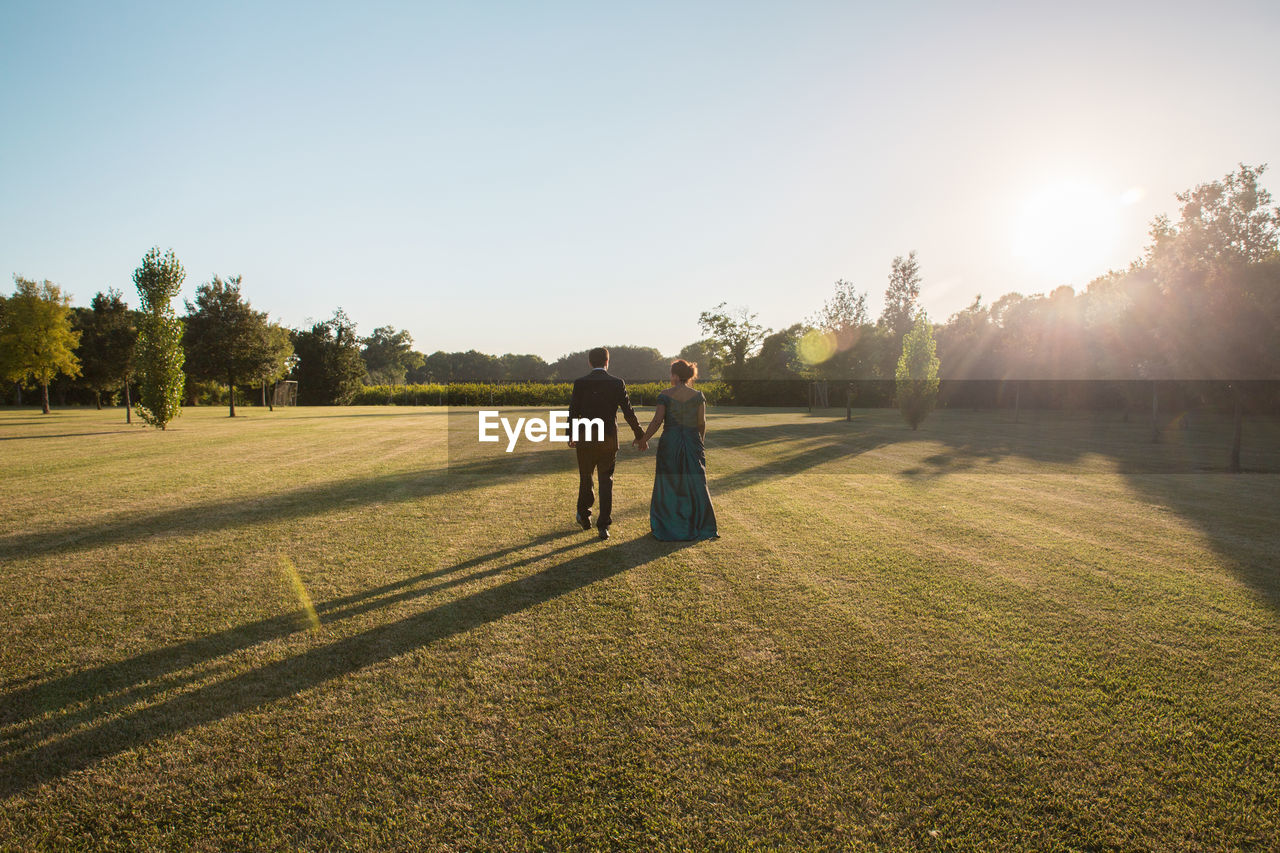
[568, 347, 644, 540]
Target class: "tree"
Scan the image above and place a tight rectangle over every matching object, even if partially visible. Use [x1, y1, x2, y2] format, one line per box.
[360, 325, 417, 385]
[290, 310, 367, 405]
[183, 275, 275, 417]
[676, 339, 720, 379]
[133, 248, 186, 429]
[550, 345, 669, 381]
[499, 353, 551, 381]
[697, 303, 768, 378]
[896, 313, 940, 430]
[1144, 164, 1280, 470]
[75, 289, 138, 416]
[806, 279, 875, 378]
[744, 324, 806, 379]
[1147, 163, 1280, 278]
[249, 323, 295, 409]
[811, 279, 870, 334]
[879, 251, 922, 339]
[0, 277, 81, 414]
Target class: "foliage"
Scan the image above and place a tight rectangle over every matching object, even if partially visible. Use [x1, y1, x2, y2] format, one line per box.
[74, 290, 137, 409]
[133, 247, 186, 429]
[0, 277, 82, 413]
[184, 275, 279, 416]
[548, 346, 670, 381]
[416, 349, 505, 383]
[290, 310, 367, 405]
[697, 303, 768, 377]
[252, 323, 296, 386]
[878, 251, 923, 341]
[896, 313, 940, 429]
[1147, 163, 1280, 276]
[676, 339, 720, 379]
[499, 353, 552, 382]
[810, 278, 870, 334]
[360, 325, 418, 385]
[743, 324, 806, 380]
[348, 380, 730, 407]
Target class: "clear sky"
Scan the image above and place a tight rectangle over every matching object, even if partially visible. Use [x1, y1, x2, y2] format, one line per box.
[3, 1, 1278, 361]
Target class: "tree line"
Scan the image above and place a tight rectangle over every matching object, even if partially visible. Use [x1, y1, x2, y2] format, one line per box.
[3, 164, 1276, 431]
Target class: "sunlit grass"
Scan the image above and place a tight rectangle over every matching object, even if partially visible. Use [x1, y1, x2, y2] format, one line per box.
[1, 405, 1277, 850]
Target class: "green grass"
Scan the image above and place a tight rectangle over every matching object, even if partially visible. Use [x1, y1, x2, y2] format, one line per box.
[1, 405, 1278, 851]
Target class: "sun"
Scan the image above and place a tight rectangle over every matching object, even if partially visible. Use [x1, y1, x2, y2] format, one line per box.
[1011, 180, 1137, 284]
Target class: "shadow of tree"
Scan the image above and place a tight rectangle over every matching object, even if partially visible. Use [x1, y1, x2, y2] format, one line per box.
[0, 431, 138, 442]
[0, 534, 692, 797]
[702, 414, 1279, 610]
[0, 449, 576, 561]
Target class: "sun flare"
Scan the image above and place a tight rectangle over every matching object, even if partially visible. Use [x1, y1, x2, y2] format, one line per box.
[1012, 181, 1139, 284]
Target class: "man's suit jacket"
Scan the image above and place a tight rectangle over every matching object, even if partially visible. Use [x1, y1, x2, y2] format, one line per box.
[568, 369, 644, 445]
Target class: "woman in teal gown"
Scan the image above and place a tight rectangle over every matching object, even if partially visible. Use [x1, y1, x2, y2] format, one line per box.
[634, 360, 718, 541]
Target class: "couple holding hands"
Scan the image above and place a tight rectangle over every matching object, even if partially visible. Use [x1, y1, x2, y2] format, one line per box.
[567, 347, 718, 542]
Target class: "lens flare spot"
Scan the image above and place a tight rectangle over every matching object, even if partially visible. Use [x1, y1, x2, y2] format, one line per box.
[798, 329, 838, 365]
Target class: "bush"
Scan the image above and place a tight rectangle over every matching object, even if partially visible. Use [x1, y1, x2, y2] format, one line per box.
[345, 381, 731, 407]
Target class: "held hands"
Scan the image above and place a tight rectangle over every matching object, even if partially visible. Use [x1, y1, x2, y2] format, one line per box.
[632, 437, 649, 452]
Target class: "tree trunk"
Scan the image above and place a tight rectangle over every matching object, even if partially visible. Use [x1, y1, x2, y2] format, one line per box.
[124, 380, 132, 424]
[41, 381, 50, 414]
[12, 382, 19, 406]
[228, 377, 236, 417]
[261, 381, 267, 408]
[1150, 382, 1159, 443]
[1229, 385, 1243, 473]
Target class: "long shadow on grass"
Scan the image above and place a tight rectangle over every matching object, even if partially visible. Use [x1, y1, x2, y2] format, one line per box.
[0, 431, 137, 441]
[0, 450, 571, 560]
[4, 412, 1275, 612]
[0, 530, 595, 745]
[0, 534, 690, 797]
[705, 413, 1280, 611]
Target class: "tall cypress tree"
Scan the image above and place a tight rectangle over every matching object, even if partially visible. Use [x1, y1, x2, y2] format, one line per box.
[133, 248, 186, 429]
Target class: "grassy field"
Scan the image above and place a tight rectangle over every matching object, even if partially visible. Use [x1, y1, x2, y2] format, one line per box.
[1, 404, 1278, 851]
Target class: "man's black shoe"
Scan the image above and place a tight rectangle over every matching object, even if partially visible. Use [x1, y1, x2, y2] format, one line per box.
[575, 513, 591, 531]
[598, 526, 610, 540]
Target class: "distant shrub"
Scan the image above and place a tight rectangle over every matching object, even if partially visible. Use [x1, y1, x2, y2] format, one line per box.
[347, 381, 730, 407]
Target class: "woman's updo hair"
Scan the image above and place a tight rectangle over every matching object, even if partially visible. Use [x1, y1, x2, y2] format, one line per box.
[670, 359, 697, 383]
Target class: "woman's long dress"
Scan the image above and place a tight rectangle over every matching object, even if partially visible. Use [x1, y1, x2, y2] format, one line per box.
[650, 390, 718, 541]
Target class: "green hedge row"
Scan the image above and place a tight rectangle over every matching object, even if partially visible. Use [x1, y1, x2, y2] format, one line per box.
[348, 381, 731, 407]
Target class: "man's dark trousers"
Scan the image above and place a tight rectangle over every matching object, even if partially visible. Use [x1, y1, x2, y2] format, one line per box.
[576, 434, 619, 527]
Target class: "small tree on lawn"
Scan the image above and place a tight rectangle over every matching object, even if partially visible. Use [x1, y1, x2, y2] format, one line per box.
[896, 313, 940, 430]
[133, 247, 186, 429]
[0, 277, 81, 414]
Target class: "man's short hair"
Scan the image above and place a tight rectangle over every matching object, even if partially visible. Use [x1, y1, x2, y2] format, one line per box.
[588, 347, 609, 368]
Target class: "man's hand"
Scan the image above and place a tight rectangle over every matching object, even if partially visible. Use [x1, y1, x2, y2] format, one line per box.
[633, 437, 648, 452]
[567, 440, 576, 448]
